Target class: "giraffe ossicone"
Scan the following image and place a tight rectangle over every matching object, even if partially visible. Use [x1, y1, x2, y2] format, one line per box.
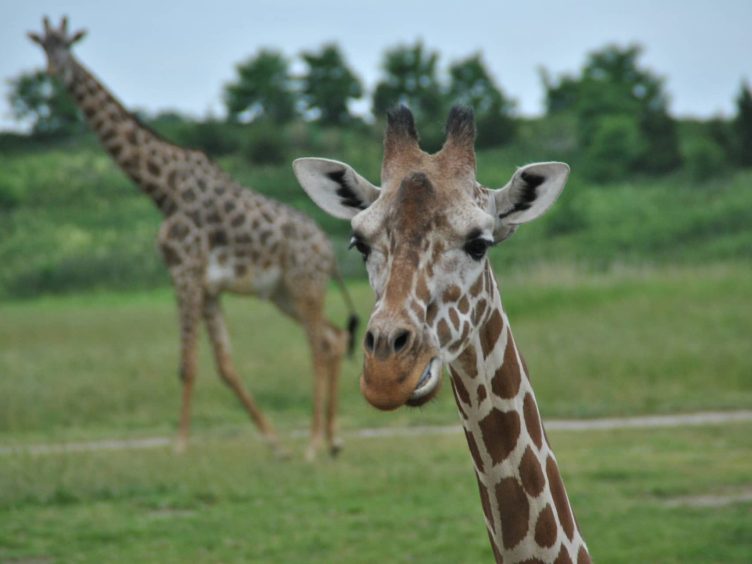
[29, 16, 359, 461]
[294, 106, 590, 562]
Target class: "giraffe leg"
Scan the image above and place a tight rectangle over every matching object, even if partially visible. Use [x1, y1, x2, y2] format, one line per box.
[202, 294, 285, 456]
[174, 281, 202, 454]
[303, 322, 328, 462]
[302, 318, 348, 461]
[272, 286, 345, 461]
[323, 322, 348, 457]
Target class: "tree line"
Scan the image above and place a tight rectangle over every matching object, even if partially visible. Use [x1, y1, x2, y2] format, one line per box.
[6, 40, 752, 182]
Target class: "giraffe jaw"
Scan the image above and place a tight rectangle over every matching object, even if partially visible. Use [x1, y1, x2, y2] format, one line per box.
[407, 358, 441, 405]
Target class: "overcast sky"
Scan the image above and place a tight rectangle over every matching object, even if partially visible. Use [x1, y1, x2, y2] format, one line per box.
[2, 0, 751, 131]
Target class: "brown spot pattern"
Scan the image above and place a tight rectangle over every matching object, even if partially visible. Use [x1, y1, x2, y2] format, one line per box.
[480, 309, 503, 358]
[477, 384, 487, 404]
[524, 393, 543, 450]
[458, 295, 470, 314]
[465, 430, 484, 473]
[209, 230, 228, 249]
[450, 371, 471, 407]
[442, 285, 461, 303]
[449, 308, 460, 330]
[162, 246, 181, 266]
[491, 538, 504, 564]
[554, 545, 573, 564]
[496, 477, 529, 549]
[426, 302, 438, 326]
[475, 474, 494, 532]
[577, 546, 591, 563]
[519, 446, 546, 497]
[474, 299, 488, 325]
[491, 334, 521, 400]
[416, 275, 430, 303]
[437, 318, 452, 347]
[546, 457, 575, 541]
[534, 505, 558, 548]
[147, 160, 161, 176]
[478, 408, 520, 465]
[469, 272, 484, 297]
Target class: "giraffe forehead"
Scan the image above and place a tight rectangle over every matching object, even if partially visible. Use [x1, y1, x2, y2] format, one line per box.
[354, 172, 493, 244]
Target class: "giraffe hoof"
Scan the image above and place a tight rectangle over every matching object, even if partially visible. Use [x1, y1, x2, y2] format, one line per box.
[173, 438, 188, 455]
[329, 440, 343, 458]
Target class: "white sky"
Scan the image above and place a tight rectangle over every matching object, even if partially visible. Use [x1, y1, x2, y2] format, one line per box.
[2, 0, 751, 131]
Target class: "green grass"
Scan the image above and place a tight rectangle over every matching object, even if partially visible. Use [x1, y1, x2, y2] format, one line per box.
[1, 263, 751, 561]
[1, 264, 751, 442]
[1, 423, 750, 562]
[2, 134, 752, 296]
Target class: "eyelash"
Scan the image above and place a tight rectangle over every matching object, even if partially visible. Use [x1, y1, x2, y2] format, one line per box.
[463, 238, 492, 261]
[348, 236, 371, 260]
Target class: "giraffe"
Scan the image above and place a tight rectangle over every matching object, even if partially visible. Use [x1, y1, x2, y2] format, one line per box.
[28, 16, 358, 460]
[293, 106, 591, 562]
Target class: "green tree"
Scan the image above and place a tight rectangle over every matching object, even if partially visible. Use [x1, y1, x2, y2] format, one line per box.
[543, 44, 681, 179]
[733, 80, 752, 167]
[300, 44, 362, 125]
[447, 54, 516, 148]
[224, 50, 297, 124]
[540, 68, 579, 115]
[372, 41, 444, 124]
[7, 69, 82, 136]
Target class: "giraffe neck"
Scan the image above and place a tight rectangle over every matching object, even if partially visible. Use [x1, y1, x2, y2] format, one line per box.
[59, 53, 189, 215]
[448, 268, 590, 564]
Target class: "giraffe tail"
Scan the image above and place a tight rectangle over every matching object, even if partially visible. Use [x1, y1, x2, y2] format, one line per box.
[332, 263, 360, 357]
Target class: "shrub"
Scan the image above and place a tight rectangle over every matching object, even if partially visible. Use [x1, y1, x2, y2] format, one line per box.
[242, 122, 287, 165]
[581, 115, 644, 182]
[683, 136, 728, 182]
[178, 119, 242, 156]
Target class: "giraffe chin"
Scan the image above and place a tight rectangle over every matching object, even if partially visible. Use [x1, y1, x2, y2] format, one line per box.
[360, 354, 441, 410]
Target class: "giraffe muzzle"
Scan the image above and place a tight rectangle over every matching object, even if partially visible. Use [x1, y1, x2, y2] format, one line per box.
[360, 350, 440, 410]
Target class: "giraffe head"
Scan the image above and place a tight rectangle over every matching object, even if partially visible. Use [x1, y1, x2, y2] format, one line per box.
[294, 106, 569, 410]
[28, 16, 87, 85]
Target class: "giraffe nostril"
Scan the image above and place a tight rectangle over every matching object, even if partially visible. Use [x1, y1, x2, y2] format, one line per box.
[364, 331, 375, 353]
[392, 329, 411, 354]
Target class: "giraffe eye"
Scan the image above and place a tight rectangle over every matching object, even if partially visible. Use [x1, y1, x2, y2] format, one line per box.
[464, 238, 492, 261]
[348, 235, 371, 260]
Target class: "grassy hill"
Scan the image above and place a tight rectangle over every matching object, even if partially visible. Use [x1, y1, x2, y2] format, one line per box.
[1, 125, 751, 299]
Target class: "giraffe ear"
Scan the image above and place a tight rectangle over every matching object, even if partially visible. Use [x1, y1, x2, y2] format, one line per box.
[293, 158, 381, 220]
[491, 162, 569, 240]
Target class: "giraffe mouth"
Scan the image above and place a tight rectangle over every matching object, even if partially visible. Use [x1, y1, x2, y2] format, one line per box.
[408, 358, 441, 403]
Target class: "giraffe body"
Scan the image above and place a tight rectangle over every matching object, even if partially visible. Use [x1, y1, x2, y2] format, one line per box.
[29, 17, 356, 459]
[294, 106, 590, 561]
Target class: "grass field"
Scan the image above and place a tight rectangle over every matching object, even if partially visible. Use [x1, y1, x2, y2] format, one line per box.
[1, 263, 751, 561]
[3, 137, 752, 297]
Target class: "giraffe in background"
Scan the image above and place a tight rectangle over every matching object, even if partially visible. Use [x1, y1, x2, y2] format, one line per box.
[29, 16, 358, 460]
[294, 106, 590, 561]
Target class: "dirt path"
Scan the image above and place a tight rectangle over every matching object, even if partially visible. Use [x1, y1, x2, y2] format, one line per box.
[2, 410, 751, 456]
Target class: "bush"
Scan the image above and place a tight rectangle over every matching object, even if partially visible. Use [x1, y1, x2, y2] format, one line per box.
[0, 176, 24, 210]
[682, 136, 728, 182]
[581, 115, 644, 182]
[242, 122, 287, 165]
[177, 119, 242, 156]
